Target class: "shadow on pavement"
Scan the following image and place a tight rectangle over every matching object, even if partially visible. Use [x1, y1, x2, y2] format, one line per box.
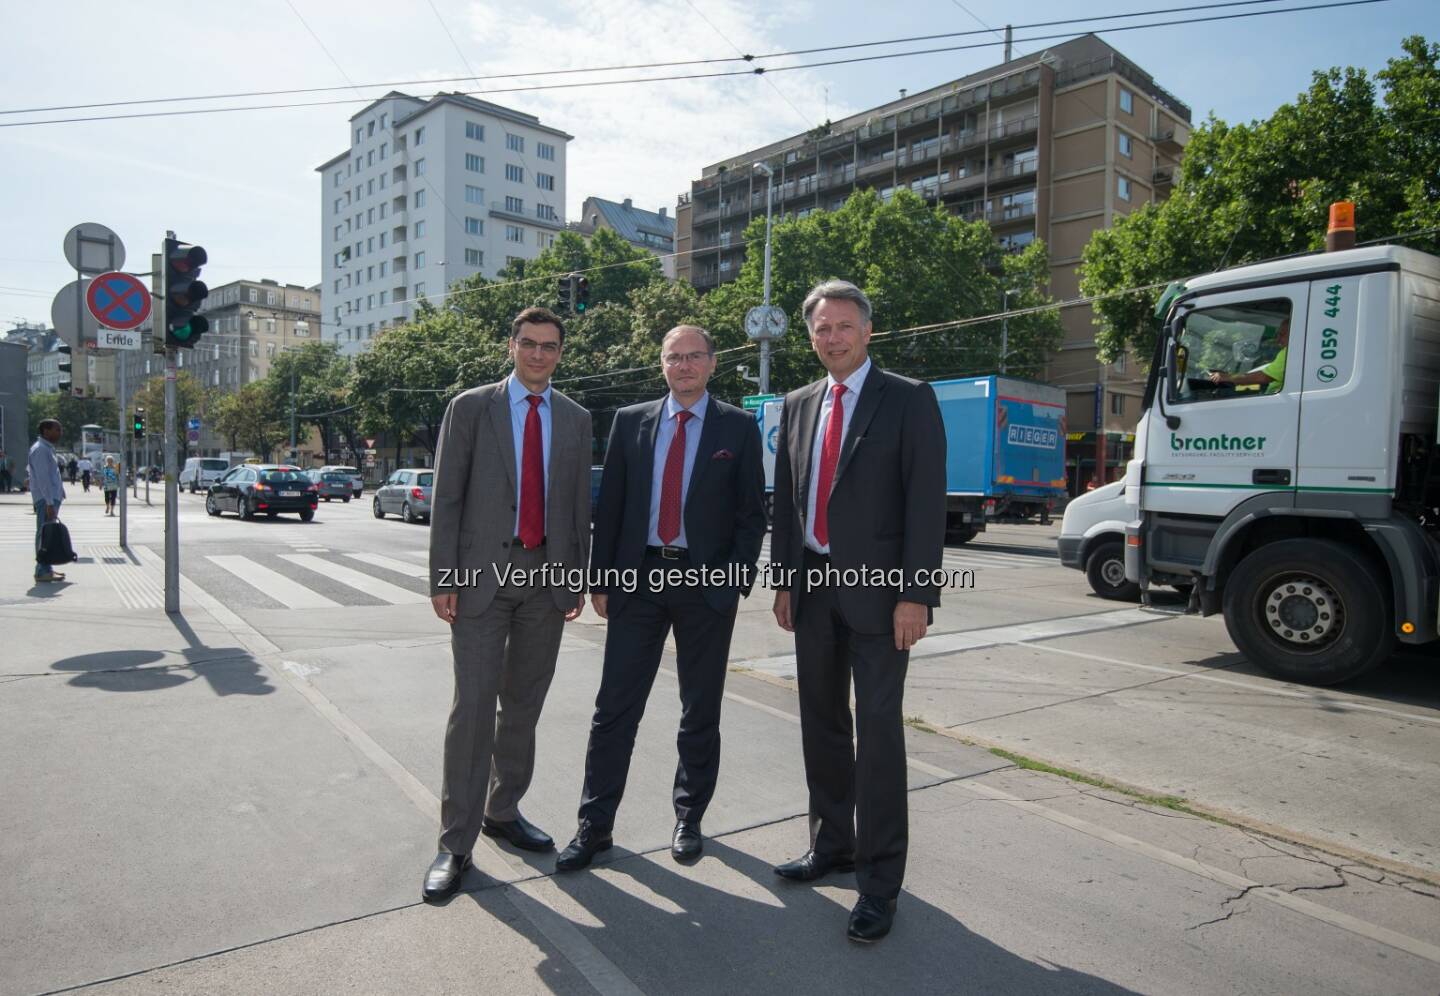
[49, 612, 275, 696]
[535, 839, 1137, 995]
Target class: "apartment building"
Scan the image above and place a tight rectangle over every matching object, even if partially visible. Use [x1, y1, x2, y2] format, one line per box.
[181, 279, 322, 391]
[573, 196, 678, 278]
[679, 34, 1190, 490]
[316, 91, 572, 356]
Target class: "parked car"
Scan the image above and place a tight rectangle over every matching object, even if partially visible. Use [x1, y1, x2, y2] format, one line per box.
[206, 465, 318, 522]
[307, 469, 353, 502]
[373, 468, 433, 523]
[179, 456, 231, 493]
[320, 465, 364, 498]
[1057, 481, 1136, 600]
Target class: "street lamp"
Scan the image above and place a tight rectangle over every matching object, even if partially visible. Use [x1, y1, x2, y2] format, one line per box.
[1000, 288, 1021, 375]
[246, 309, 301, 459]
[753, 161, 776, 394]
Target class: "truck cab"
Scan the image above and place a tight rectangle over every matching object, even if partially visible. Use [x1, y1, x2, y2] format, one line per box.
[1127, 243, 1440, 684]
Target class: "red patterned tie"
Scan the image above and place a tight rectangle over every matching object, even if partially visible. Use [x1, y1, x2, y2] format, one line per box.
[813, 383, 847, 547]
[518, 395, 545, 549]
[657, 410, 692, 544]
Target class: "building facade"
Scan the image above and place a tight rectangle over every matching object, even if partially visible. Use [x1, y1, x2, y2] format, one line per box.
[185, 279, 322, 392]
[573, 196, 677, 278]
[316, 91, 572, 356]
[678, 34, 1190, 490]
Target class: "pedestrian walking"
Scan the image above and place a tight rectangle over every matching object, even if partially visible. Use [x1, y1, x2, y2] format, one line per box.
[102, 457, 119, 516]
[67, 457, 78, 484]
[28, 420, 68, 583]
[0, 451, 11, 493]
[78, 456, 93, 492]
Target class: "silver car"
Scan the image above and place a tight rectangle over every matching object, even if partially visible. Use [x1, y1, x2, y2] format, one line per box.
[373, 468, 433, 523]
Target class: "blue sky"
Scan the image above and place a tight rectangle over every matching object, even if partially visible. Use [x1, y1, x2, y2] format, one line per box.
[0, 0, 1431, 328]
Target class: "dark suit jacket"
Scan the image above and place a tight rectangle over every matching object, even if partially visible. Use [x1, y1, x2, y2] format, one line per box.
[591, 394, 766, 616]
[771, 366, 947, 634]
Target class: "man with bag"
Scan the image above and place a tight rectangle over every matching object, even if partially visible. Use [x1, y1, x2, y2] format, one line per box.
[28, 419, 68, 583]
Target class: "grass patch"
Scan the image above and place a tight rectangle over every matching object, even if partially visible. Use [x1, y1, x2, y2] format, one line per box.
[986, 746, 1202, 816]
[903, 715, 937, 733]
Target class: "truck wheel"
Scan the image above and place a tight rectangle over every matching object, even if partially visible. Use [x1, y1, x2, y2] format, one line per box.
[1223, 539, 1393, 686]
[1085, 541, 1139, 601]
[946, 525, 979, 545]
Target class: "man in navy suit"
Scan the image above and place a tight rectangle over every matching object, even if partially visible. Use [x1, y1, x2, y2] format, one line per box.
[557, 325, 766, 870]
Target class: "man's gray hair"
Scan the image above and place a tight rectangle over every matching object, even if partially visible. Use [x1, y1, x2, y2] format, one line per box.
[661, 324, 716, 354]
[802, 280, 872, 329]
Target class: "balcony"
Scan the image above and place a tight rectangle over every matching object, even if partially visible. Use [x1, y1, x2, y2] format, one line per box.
[989, 200, 1037, 225]
[987, 115, 1039, 146]
[940, 170, 986, 196]
[692, 201, 722, 224]
[988, 159, 1038, 187]
[391, 196, 406, 216]
[1152, 127, 1184, 153]
[692, 270, 720, 289]
[391, 165, 407, 183]
[1153, 164, 1178, 188]
[858, 155, 895, 179]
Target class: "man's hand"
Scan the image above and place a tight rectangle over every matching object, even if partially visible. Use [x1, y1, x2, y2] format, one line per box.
[1207, 370, 1231, 385]
[772, 590, 794, 632]
[45, 504, 57, 521]
[893, 600, 928, 651]
[565, 599, 585, 622]
[591, 593, 608, 620]
[431, 593, 457, 625]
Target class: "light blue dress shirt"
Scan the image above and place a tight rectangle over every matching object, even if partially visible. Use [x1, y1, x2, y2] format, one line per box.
[507, 374, 552, 537]
[648, 392, 709, 547]
[805, 357, 872, 554]
[27, 437, 65, 506]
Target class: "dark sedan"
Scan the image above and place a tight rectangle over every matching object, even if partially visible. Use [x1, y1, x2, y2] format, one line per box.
[308, 470, 353, 502]
[206, 465, 318, 522]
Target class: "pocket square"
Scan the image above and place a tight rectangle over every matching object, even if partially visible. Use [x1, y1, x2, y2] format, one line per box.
[711, 449, 736, 460]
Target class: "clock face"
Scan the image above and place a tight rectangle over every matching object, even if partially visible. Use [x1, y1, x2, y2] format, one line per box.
[765, 309, 786, 333]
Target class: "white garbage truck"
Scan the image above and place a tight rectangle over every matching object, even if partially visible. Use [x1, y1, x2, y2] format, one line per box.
[1124, 233, 1440, 685]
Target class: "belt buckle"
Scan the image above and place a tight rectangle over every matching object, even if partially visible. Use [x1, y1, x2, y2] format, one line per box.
[661, 546, 681, 560]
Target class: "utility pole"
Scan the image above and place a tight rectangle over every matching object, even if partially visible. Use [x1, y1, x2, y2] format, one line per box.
[754, 161, 776, 395]
[290, 364, 297, 460]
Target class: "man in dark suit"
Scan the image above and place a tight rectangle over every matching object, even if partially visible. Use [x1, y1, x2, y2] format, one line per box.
[769, 280, 946, 943]
[556, 325, 766, 870]
[423, 306, 593, 902]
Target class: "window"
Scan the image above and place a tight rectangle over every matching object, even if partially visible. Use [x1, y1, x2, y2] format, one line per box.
[415, 251, 426, 268]
[379, 232, 387, 248]
[380, 203, 388, 220]
[355, 128, 362, 144]
[380, 261, 387, 277]
[380, 113, 387, 129]
[414, 220, 427, 238]
[333, 197, 342, 213]
[505, 163, 524, 183]
[415, 282, 427, 297]
[367, 237, 374, 252]
[380, 142, 387, 160]
[1117, 176, 1131, 201]
[414, 126, 426, 146]
[1118, 133, 1133, 158]
[367, 207, 374, 224]
[1119, 88, 1134, 114]
[465, 185, 485, 204]
[505, 195, 524, 213]
[367, 120, 376, 137]
[414, 157, 426, 176]
[505, 225, 524, 243]
[506, 133, 524, 152]
[333, 172, 342, 188]
[465, 153, 484, 173]
[367, 295, 374, 310]
[466, 121, 485, 141]
[1109, 393, 1125, 417]
[465, 248, 483, 265]
[367, 150, 374, 166]
[536, 204, 557, 221]
[414, 189, 426, 208]
[1168, 298, 1293, 405]
[465, 216, 483, 235]
[367, 179, 374, 195]
[537, 142, 555, 161]
[536, 172, 554, 191]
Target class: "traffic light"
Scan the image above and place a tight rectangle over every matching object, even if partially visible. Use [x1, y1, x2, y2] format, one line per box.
[133, 407, 145, 439]
[163, 237, 209, 349]
[575, 275, 590, 314]
[56, 343, 72, 394]
[557, 273, 573, 314]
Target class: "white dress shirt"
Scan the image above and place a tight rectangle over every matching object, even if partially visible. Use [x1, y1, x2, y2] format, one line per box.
[805, 357, 872, 553]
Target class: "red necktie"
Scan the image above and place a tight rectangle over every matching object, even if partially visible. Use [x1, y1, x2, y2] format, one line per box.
[813, 383, 847, 547]
[518, 395, 545, 549]
[657, 410, 692, 544]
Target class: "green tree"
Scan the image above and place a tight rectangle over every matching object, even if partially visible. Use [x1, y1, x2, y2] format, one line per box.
[263, 341, 352, 459]
[131, 371, 208, 437]
[211, 383, 286, 459]
[1080, 35, 1440, 361]
[25, 393, 118, 450]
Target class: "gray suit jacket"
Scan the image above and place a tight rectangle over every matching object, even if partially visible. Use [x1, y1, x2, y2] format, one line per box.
[429, 378, 593, 617]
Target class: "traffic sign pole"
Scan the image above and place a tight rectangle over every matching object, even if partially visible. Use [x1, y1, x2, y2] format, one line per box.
[118, 355, 127, 549]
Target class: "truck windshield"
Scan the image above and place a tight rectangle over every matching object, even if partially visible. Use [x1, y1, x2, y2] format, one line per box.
[1170, 298, 1291, 404]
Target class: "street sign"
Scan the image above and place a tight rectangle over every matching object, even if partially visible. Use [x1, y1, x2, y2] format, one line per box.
[363, 437, 376, 449]
[86, 271, 151, 331]
[50, 279, 99, 349]
[187, 417, 202, 432]
[99, 328, 141, 350]
[742, 393, 778, 410]
[744, 305, 788, 341]
[63, 223, 126, 275]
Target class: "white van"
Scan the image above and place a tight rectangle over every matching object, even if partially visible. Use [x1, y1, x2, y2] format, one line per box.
[180, 457, 231, 493]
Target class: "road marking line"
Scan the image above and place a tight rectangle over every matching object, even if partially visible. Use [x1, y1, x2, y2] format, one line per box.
[208, 555, 341, 609]
[345, 551, 428, 579]
[280, 554, 425, 604]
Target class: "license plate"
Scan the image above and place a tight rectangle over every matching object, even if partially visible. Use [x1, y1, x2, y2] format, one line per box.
[280, 490, 300, 497]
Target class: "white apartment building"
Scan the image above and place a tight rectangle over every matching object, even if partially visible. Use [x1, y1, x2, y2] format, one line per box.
[316, 91, 572, 355]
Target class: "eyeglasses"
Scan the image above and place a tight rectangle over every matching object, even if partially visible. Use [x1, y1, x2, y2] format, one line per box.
[516, 337, 561, 355]
[662, 350, 711, 366]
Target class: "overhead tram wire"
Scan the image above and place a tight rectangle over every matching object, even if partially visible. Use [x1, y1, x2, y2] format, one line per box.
[0, 1, 1386, 128]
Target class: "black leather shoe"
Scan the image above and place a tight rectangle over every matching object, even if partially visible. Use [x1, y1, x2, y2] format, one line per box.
[422, 851, 470, 902]
[671, 821, 703, 863]
[773, 850, 856, 882]
[846, 894, 897, 943]
[482, 813, 554, 852]
[555, 823, 613, 872]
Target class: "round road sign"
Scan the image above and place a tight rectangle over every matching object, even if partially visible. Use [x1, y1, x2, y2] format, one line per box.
[86, 271, 151, 330]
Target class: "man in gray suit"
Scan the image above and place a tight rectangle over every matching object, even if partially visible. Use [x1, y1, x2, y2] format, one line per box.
[769, 280, 946, 943]
[423, 305, 593, 902]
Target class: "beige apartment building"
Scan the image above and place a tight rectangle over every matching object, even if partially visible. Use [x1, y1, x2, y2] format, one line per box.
[676, 34, 1190, 490]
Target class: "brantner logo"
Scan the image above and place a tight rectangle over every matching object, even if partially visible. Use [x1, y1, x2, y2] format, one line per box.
[1170, 432, 1267, 452]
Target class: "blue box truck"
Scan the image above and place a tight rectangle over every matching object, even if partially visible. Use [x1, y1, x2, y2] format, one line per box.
[757, 375, 1067, 543]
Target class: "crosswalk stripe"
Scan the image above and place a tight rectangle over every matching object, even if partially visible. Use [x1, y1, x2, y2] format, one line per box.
[208, 554, 342, 609]
[345, 551, 428, 579]
[280, 553, 426, 604]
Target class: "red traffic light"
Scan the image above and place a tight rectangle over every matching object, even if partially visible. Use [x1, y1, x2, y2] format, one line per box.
[167, 243, 207, 274]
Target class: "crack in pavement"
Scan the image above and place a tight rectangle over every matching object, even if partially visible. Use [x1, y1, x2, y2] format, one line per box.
[1188, 884, 1260, 931]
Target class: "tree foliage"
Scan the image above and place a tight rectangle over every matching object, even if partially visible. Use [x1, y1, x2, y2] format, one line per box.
[25, 393, 118, 449]
[1080, 35, 1440, 361]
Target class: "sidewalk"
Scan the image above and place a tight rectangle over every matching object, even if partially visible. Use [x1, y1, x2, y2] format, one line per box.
[2, 498, 1438, 995]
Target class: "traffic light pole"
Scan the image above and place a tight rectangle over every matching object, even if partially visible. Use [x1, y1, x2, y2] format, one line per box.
[158, 240, 180, 614]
